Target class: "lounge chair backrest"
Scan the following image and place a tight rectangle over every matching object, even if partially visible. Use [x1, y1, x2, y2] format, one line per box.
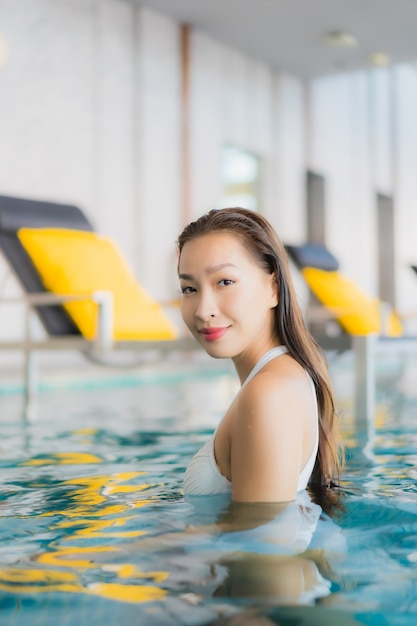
[0, 194, 94, 336]
[285, 243, 339, 271]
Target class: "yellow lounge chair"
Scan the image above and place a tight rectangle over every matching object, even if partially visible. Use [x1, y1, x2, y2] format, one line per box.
[285, 243, 417, 421]
[0, 194, 197, 406]
[285, 243, 403, 339]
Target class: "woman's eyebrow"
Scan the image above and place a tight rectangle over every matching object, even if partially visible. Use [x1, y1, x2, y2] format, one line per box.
[179, 263, 237, 281]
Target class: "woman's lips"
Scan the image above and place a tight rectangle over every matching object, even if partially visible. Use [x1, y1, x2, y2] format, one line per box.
[199, 327, 229, 342]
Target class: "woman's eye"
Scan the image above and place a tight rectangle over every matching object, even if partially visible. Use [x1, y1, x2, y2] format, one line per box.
[181, 286, 196, 295]
[219, 279, 234, 287]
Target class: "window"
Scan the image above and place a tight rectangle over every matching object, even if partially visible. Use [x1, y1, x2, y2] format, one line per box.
[219, 145, 261, 211]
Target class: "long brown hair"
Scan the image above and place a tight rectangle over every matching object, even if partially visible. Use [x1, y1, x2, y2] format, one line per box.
[177, 207, 344, 486]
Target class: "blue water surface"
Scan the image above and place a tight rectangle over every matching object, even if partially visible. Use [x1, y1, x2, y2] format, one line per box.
[0, 350, 416, 626]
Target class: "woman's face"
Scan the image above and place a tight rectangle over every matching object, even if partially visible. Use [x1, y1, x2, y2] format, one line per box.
[178, 232, 278, 361]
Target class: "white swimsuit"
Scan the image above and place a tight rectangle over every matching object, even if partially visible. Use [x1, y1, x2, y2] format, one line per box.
[183, 346, 319, 496]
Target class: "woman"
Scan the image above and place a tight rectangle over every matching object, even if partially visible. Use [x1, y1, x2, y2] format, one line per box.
[178, 207, 343, 503]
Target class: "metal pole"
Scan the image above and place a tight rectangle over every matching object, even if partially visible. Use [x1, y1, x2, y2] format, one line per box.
[353, 334, 377, 422]
[93, 290, 114, 352]
[23, 309, 38, 420]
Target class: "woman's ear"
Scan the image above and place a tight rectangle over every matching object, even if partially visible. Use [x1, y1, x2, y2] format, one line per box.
[270, 274, 279, 308]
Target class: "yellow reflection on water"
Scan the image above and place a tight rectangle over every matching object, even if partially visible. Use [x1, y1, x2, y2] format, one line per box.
[36, 545, 117, 568]
[0, 566, 79, 583]
[0, 564, 167, 603]
[4, 465, 169, 603]
[22, 452, 103, 465]
[55, 517, 146, 538]
[40, 471, 151, 519]
[35, 547, 168, 583]
[87, 582, 166, 603]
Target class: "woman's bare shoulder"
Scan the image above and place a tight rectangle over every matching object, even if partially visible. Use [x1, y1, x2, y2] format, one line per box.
[244, 354, 313, 396]
[234, 356, 315, 429]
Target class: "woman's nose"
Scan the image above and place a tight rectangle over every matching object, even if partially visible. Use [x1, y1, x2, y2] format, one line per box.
[194, 289, 218, 321]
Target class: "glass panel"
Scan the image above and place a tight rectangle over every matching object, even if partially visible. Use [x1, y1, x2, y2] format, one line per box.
[219, 145, 262, 211]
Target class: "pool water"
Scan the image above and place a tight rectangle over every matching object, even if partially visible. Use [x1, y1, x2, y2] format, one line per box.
[0, 350, 417, 626]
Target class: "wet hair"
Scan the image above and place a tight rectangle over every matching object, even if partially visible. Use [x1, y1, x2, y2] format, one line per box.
[177, 207, 344, 486]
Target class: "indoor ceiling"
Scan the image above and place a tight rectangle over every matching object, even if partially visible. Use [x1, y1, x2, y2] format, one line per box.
[133, 0, 417, 78]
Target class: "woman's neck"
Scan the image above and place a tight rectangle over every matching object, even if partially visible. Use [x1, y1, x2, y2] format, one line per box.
[232, 342, 284, 385]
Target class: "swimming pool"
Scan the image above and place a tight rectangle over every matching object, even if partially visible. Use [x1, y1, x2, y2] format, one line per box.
[0, 349, 417, 626]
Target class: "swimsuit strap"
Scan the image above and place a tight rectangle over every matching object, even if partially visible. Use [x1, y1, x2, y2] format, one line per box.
[243, 345, 288, 388]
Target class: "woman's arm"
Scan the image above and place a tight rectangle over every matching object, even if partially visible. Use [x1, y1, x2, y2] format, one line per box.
[230, 371, 314, 503]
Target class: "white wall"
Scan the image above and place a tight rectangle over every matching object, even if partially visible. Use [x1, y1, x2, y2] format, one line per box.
[308, 65, 417, 319]
[188, 34, 276, 220]
[0, 0, 97, 210]
[271, 73, 306, 242]
[133, 7, 182, 299]
[188, 32, 307, 241]
[393, 64, 417, 316]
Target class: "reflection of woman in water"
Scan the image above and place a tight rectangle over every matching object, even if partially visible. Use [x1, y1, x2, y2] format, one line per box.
[178, 489, 345, 607]
[177, 208, 344, 502]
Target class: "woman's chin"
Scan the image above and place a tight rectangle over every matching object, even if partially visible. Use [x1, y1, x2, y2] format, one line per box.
[198, 339, 232, 360]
